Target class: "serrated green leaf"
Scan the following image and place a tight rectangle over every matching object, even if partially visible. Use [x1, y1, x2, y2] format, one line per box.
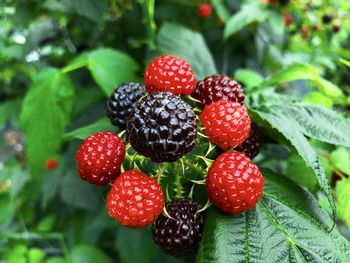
[158, 23, 217, 80]
[212, 0, 230, 22]
[275, 103, 350, 148]
[0, 193, 15, 227]
[0, 98, 22, 126]
[87, 48, 140, 96]
[316, 77, 343, 97]
[224, 4, 269, 39]
[336, 178, 350, 230]
[331, 148, 350, 176]
[197, 170, 350, 263]
[63, 118, 115, 140]
[249, 109, 336, 220]
[71, 244, 112, 263]
[20, 68, 74, 178]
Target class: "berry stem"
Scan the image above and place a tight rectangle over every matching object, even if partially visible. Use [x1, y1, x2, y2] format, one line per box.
[143, 0, 156, 51]
[174, 161, 184, 199]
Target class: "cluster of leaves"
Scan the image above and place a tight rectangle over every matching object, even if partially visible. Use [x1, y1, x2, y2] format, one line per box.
[1, 0, 350, 262]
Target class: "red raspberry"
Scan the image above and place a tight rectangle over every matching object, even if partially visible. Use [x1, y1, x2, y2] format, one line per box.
[106, 169, 164, 228]
[199, 100, 251, 150]
[45, 158, 57, 170]
[76, 132, 125, 186]
[198, 4, 212, 18]
[284, 14, 292, 27]
[206, 151, 264, 213]
[234, 123, 262, 159]
[144, 54, 196, 95]
[192, 74, 244, 109]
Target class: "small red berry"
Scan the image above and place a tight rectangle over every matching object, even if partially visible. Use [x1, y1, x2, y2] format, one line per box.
[311, 25, 320, 32]
[76, 132, 125, 186]
[144, 54, 196, 95]
[198, 4, 212, 19]
[106, 169, 164, 228]
[301, 25, 309, 40]
[284, 14, 292, 27]
[45, 158, 57, 170]
[206, 151, 264, 213]
[199, 100, 251, 150]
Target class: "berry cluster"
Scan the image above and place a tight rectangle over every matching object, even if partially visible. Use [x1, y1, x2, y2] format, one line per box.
[75, 54, 264, 258]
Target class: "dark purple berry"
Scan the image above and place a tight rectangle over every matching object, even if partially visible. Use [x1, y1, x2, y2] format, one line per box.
[234, 123, 262, 159]
[106, 82, 146, 128]
[192, 74, 244, 109]
[126, 92, 197, 163]
[152, 199, 204, 258]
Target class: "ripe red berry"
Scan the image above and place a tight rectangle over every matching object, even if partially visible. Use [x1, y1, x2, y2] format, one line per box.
[199, 100, 251, 150]
[106, 169, 164, 228]
[206, 151, 264, 213]
[144, 54, 196, 95]
[192, 74, 245, 109]
[284, 14, 292, 27]
[76, 132, 125, 186]
[198, 4, 212, 18]
[45, 158, 57, 170]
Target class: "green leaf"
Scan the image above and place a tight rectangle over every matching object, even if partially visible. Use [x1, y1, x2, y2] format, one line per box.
[0, 98, 22, 126]
[87, 48, 140, 96]
[70, 0, 107, 23]
[71, 244, 113, 263]
[0, 193, 15, 227]
[197, 170, 350, 263]
[286, 154, 318, 192]
[60, 175, 99, 211]
[249, 108, 336, 219]
[63, 118, 115, 141]
[336, 178, 350, 230]
[264, 64, 343, 97]
[115, 227, 157, 263]
[331, 148, 350, 176]
[20, 68, 74, 178]
[339, 58, 350, 67]
[28, 248, 45, 263]
[212, 0, 230, 22]
[224, 4, 269, 39]
[10, 168, 29, 197]
[275, 103, 350, 148]
[234, 69, 263, 91]
[265, 63, 319, 86]
[304, 92, 333, 109]
[158, 23, 217, 80]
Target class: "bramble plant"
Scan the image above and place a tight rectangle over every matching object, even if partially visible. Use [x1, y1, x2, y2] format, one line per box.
[1, 0, 350, 262]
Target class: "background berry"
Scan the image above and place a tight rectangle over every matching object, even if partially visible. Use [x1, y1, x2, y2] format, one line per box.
[76, 132, 125, 186]
[152, 199, 204, 258]
[106, 82, 146, 128]
[322, 14, 333, 24]
[144, 54, 196, 95]
[284, 14, 292, 27]
[198, 4, 212, 18]
[207, 151, 264, 213]
[200, 100, 251, 150]
[45, 158, 57, 170]
[106, 169, 164, 228]
[235, 123, 262, 159]
[192, 74, 244, 109]
[127, 92, 197, 162]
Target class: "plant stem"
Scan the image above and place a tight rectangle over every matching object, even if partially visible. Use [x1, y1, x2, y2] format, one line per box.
[143, 0, 157, 52]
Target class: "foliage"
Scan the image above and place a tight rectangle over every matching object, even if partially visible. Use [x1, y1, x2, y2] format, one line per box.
[1, 0, 350, 262]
